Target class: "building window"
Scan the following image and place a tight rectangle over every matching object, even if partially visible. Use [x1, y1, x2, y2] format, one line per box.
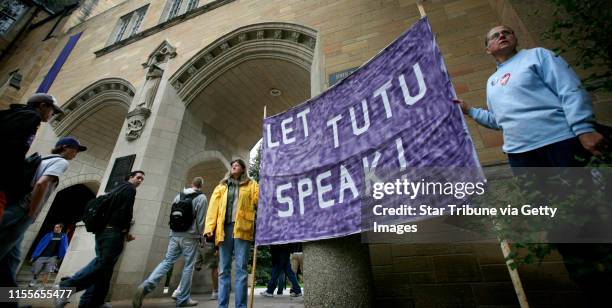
[0, 0, 30, 35]
[109, 5, 148, 44]
[187, 0, 199, 11]
[161, 0, 199, 22]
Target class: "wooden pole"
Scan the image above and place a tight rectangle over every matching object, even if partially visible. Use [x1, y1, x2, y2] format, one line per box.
[500, 240, 530, 308]
[248, 246, 258, 308]
[416, 1, 426, 17]
[248, 105, 267, 308]
[414, 0, 528, 306]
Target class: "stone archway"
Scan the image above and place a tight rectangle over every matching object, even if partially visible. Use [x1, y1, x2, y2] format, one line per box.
[50, 78, 135, 137]
[185, 151, 230, 197]
[50, 78, 134, 196]
[168, 22, 317, 176]
[170, 22, 318, 106]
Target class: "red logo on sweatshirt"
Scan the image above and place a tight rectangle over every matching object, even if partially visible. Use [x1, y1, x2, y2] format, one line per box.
[500, 73, 511, 86]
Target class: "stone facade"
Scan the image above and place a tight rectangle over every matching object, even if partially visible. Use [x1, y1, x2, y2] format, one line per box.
[0, 0, 609, 306]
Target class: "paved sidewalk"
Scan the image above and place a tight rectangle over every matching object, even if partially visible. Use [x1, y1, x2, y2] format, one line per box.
[20, 287, 304, 308]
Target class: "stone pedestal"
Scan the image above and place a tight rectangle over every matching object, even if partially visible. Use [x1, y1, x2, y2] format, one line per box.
[303, 234, 373, 307]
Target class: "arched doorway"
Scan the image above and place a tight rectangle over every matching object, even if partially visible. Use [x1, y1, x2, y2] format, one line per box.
[18, 183, 96, 286]
[28, 184, 96, 253]
[186, 158, 228, 198]
[170, 22, 316, 170]
[17, 183, 99, 285]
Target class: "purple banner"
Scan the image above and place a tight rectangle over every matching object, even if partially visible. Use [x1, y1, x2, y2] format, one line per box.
[37, 32, 83, 93]
[256, 18, 482, 246]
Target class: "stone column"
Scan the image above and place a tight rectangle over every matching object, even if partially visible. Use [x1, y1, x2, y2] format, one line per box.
[303, 234, 373, 307]
[74, 40, 185, 300]
[107, 41, 185, 300]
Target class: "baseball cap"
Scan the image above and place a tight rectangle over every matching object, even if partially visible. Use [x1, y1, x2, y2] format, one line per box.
[27, 93, 63, 115]
[55, 137, 87, 152]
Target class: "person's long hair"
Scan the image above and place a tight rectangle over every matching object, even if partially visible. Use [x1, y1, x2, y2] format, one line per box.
[219, 158, 250, 185]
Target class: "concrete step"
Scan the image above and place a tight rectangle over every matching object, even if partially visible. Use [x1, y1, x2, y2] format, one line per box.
[16, 263, 58, 287]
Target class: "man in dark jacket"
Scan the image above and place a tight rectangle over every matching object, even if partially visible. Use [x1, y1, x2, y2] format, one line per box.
[56, 170, 145, 308]
[29, 223, 69, 287]
[0, 93, 63, 218]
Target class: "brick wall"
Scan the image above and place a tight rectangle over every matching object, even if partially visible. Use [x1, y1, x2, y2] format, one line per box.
[370, 242, 583, 307]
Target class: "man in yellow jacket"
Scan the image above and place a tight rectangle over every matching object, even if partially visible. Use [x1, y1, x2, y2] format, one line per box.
[204, 158, 258, 308]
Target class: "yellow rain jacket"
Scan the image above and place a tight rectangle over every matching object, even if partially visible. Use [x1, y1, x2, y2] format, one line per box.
[204, 178, 259, 245]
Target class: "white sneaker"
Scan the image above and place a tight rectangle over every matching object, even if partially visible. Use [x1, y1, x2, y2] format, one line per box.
[260, 290, 274, 297]
[28, 280, 36, 287]
[210, 290, 218, 300]
[171, 289, 179, 300]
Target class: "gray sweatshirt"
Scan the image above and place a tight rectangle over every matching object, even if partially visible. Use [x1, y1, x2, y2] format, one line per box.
[170, 187, 208, 238]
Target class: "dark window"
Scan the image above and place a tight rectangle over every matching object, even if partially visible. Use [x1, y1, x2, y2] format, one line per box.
[161, 0, 199, 22]
[0, 0, 30, 35]
[110, 5, 148, 44]
[167, 0, 182, 20]
[187, 0, 199, 11]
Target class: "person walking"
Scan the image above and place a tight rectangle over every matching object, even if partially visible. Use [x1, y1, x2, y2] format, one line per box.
[56, 171, 144, 308]
[260, 244, 302, 298]
[29, 223, 69, 287]
[0, 136, 85, 308]
[132, 176, 208, 307]
[0, 93, 63, 220]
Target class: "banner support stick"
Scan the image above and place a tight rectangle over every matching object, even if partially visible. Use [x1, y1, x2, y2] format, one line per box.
[500, 240, 530, 308]
[416, 1, 426, 17]
[249, 105, 266, 308]
[415, 1, 527, 306]
[414, 0, 526, 305]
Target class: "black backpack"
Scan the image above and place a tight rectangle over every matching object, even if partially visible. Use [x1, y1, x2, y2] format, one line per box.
[82, 184, 126, 233]
[169, 191, 201, 232]
[23, 153, 55, 194]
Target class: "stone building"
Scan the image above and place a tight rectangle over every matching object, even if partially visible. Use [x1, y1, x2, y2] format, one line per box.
[0, 0, 609, 306]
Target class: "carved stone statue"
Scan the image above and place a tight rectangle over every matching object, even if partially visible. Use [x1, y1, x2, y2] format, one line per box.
[125, 40, 176, 141]
[137, 64, 163, 109]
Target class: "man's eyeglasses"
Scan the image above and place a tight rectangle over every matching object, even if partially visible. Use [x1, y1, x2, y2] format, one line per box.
[486, 30, 514, 45]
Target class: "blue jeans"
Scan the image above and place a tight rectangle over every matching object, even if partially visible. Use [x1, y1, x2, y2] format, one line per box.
[218, 223, 249, 308]
[141, 236, 198, 306]
[0, 203, 32, 307]
[266, 248, 301, 295]
[60, 229, 125, 307]
[276, 271, 286, 294]
[0, 204, 32, 260]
